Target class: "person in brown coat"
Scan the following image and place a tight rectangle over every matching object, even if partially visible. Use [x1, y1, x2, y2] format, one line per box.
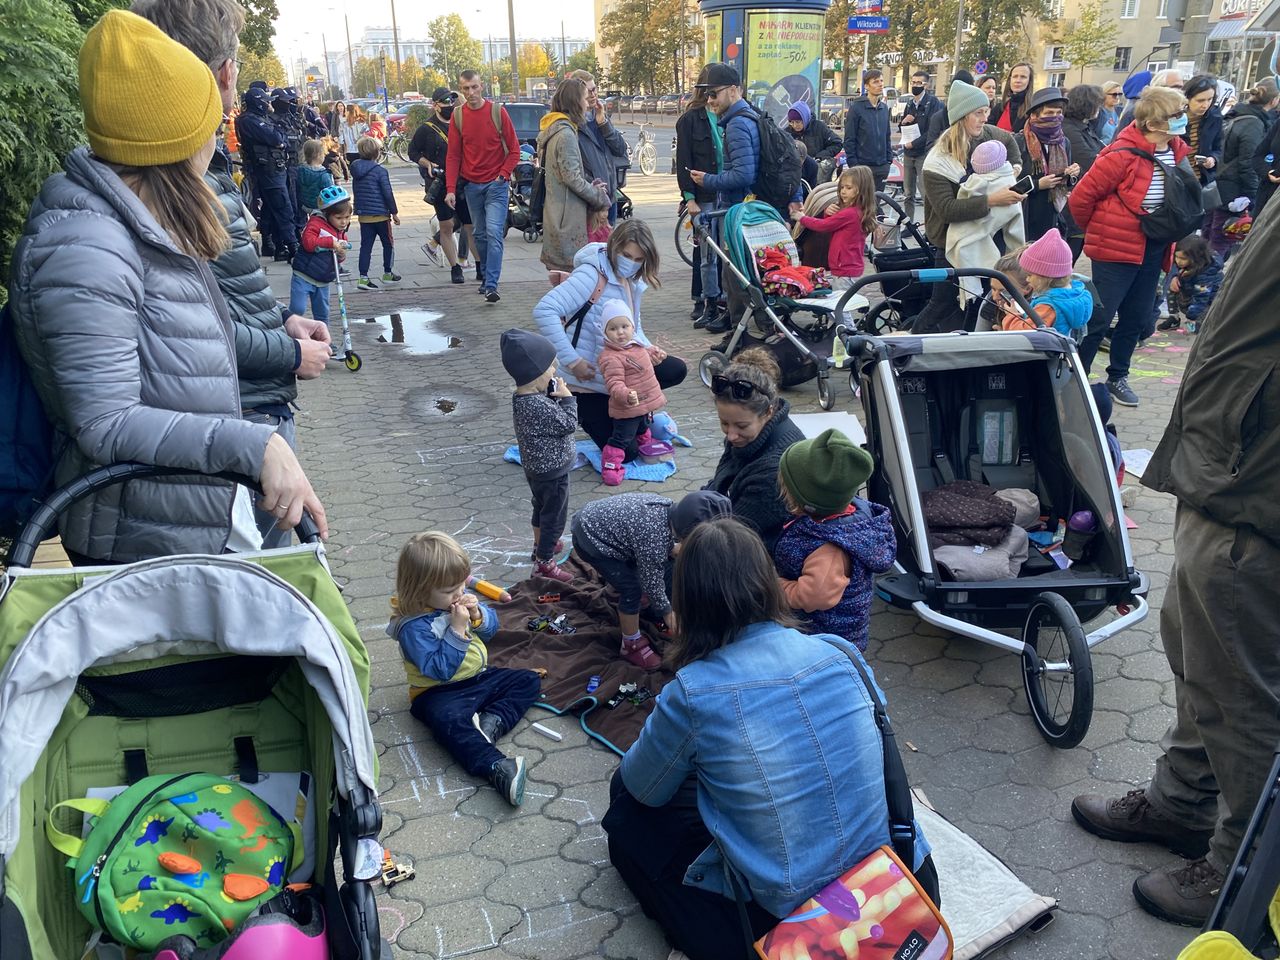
[537, 76, 611, 273]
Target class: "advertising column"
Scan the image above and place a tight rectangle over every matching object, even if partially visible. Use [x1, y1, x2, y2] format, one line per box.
[744, 10, 826, 123]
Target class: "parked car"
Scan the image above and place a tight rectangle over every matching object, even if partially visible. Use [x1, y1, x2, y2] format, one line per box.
[504, 101, 549, 149]
[601, 94, 622, 115]
[891, 94, 915, 122]
[627, 95, 646, 113]
[658, 94, 681, 114]
[820, 95, 847, 127]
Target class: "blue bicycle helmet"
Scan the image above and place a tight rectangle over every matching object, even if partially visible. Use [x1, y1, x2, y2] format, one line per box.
[317, 185, 350, 210]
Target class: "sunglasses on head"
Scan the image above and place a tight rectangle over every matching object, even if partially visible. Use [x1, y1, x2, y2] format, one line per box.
[711, 375, 761, 400]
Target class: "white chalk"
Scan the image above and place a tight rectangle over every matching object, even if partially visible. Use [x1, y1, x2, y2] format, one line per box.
[531, 722, 563, 742]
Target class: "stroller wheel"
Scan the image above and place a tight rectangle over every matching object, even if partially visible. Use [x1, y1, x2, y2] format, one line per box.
[864, 298, 909, 335]
[848, 369, 861, 399]
[524, 228, 539, 243]
[698, 350, 727, 388]
[817, 373, 835, 410]
[1021, 592, 1093, 749]
[344, 351, 362, 372]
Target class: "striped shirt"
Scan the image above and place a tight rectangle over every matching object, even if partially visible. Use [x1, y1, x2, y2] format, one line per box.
[1143, 147, 1175, 210]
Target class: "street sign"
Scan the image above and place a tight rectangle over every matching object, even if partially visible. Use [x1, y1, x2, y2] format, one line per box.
[375, 85, 386, 96]
[856, 0, 882, 12]
[974, 59, 989, 74]
[848, 15, 890, 33]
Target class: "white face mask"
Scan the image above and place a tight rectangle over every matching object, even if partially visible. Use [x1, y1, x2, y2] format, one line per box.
[615, 255, 642, 279]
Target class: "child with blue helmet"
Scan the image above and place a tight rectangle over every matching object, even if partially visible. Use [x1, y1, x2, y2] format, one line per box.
[291, 184, 352, 341]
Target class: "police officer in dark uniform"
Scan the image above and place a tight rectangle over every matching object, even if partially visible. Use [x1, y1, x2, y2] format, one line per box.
[272, 86, 307, 239]
[302, 99, 328, 139]
[236, 84, 295, 260]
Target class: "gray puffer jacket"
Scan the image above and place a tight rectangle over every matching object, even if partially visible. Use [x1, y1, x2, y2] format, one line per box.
[206, 149, 298, 410]
[8, 147, 275, 562]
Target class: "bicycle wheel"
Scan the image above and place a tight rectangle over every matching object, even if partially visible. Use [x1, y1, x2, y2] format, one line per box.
[639, 143, 657, 176]
[675, 208, 695, 266]
[392, 135, 409, 163]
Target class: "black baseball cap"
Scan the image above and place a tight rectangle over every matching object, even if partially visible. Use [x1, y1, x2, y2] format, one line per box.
[696, 62, 741, 89]
[431, 87, 457, 103]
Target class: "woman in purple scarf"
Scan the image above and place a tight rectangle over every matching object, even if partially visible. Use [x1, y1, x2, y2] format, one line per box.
[1014, 87, 1082, 241]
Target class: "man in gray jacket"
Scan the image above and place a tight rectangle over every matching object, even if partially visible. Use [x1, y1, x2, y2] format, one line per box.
[571, 70, 629, 224]
[133, 0, 332, 547]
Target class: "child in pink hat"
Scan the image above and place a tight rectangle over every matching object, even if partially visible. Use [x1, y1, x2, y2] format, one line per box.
[1017, 230, 1093, 337]
[946, 139, 1025, 299]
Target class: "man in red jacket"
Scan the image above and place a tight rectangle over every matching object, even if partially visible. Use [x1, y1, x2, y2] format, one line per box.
[445, 69, 520, 303]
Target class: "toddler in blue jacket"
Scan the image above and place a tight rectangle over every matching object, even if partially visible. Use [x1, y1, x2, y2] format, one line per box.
[387, 531, 541, 806]
[774, 428, 896, 651]
[351, 136, 401, 290]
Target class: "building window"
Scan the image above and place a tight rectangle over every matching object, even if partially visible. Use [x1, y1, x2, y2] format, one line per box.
[1049, 72, 1067, 87]
[1048, 0, 1065, 16]
[1046, 45, 1068, 68]
[1148, 59, 1167, 72]
[1113, 46, 1132, 70]
[1121, 0, 1138, 16]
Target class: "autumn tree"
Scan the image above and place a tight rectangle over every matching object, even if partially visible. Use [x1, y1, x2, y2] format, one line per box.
[567, 43, 604, 77]
[236, 47, 287, 92]
[600, 0, 688, 92]
[428, 13, 483, 83]
[517, 42, 551, 81]
[1053, 0, 1119, 80]
[350, 55, 383, 98]
[237, 0, 280, 58]
[400, 54, 425, 93]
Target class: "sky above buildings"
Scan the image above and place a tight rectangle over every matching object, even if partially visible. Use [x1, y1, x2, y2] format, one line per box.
[271, 0, 599, 65]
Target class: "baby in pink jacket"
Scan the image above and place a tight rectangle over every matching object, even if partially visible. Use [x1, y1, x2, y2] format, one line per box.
[596, 299, 668, 486]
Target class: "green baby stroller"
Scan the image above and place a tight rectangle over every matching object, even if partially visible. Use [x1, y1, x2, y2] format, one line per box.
[0, 464, 386, 959]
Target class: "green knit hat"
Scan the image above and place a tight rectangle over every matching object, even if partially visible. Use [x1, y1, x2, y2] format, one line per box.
[778, 428, 873, 514]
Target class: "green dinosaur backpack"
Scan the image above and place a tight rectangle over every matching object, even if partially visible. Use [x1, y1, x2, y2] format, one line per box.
[47, 772, 296, 950]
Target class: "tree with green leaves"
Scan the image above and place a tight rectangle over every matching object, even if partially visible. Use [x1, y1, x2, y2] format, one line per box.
[427, 14, 483, 84]
[61, 0, 125, 27]
[1052, 0, 1119, 81]
[601, 0, 688, 92]
[542, 43, 561, 76]
[235, 47, 287, 93]
[237, 0, 279, 58]
[928, 0, 1042, 81]
[3, 0, 86, 302]
[566, 43, 604, 78]
[400, 54, 426, 93]
[351, 56, 383, 98]
[518, 42, 551, 82]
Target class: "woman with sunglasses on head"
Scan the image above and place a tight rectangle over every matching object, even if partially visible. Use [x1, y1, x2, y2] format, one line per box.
[1069, 85, 1192, 409]
[702, 349, 804, 552]
[604, 517, 936, 960]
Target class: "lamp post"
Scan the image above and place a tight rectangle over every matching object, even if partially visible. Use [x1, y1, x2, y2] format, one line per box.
[507, 0, 519, 98]
[389, 0, 403, 93]
[345, 13, 355, 98]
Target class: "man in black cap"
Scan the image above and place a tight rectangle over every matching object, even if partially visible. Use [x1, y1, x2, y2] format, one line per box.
[408, 87, 471, 284]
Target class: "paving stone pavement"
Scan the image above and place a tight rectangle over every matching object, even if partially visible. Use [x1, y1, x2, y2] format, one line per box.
[260, 162, 1203, 960]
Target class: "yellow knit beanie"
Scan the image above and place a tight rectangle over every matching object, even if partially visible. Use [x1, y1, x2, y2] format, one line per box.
[78, 9, 223, 167]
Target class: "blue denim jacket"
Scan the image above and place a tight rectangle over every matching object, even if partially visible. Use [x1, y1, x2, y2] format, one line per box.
[620, 621, 930, 917]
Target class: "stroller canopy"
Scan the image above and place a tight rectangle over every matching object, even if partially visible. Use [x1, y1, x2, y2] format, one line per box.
[0, 553, 378, 858]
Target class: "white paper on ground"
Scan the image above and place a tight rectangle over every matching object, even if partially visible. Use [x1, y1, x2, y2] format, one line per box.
[1122, 447, 1154, 479]
[790, 411, 867, 446]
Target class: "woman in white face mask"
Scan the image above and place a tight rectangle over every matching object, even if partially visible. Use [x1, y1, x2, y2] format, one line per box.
[1067, 85, 1193, 409]
[532, 219, 689, 465]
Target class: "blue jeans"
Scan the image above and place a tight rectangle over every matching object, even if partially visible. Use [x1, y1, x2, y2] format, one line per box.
[409, 667, 541, 776]
[1079, 239, 1166, 379]
[289, 273, 330, 323]
[242, 409, 297, 549]
[464, 178, 509, 289]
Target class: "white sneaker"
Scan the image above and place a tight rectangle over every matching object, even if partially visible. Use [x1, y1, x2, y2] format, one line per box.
[420, 240, 442, 266]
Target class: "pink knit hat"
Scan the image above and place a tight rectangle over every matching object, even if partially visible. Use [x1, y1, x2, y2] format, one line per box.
[1018, 229, 1073, 279]
[970, 140, 1007, 174]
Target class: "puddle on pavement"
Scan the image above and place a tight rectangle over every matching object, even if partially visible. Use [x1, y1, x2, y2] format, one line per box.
[434, 398, 458, 414]
[362, 310, 463, 354]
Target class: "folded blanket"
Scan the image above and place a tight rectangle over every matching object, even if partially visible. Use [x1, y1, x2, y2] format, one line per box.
[934, 525, 1029, 581]
[505, 440, 678, 482]
[922, 479, 1016, 548]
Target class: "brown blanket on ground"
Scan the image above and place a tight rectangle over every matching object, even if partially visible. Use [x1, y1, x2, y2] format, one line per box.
[486, 555, 675, 755]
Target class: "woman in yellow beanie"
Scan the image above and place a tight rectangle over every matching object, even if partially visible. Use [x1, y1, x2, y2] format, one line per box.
[7, 9, 328, 564]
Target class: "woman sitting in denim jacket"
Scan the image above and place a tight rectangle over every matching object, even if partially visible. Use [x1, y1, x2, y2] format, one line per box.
[603, 518, 936, 960]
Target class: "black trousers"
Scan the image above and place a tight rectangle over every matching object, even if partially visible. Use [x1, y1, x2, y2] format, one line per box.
[604, 770, 941, 960]
[575, 356, 687, 462]
[526, 470, 570, 561]
[908, 252, 968, 334]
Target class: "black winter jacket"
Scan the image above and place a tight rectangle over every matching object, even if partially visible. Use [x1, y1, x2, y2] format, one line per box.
[702, 397, 804, 552]
[676, 106, 719, 204]
[1188, 107, 1224, 185]
[205, 149, 296, 410]
[1063, 116, 1105, 176]
[1013, 130, 1073, 242]
[843, 96, 893, 168]
[796, 116, 842, 161]
[1216, 104, 1271, 207]
[1254, 119, 1280, 213]
[899, 92, 943, 158]
[408, 117, 450, 175]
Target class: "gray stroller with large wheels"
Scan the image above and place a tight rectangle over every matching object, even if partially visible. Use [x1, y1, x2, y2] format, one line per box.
[833, 267, 1150, 749]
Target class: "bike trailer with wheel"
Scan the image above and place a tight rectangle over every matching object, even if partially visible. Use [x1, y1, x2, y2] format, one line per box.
[0, 465, 386, 959]
[835, 295, 1148, 748]
[695, 201, 870, 411]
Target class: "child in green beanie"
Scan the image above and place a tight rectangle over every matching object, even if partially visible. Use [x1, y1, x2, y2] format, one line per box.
[773, 428, 897, 651]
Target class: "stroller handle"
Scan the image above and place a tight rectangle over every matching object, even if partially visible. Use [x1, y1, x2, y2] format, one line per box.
[5, 462, 323, 570]
[874, 190, 909, 221]
[834, 266, 1041, 334]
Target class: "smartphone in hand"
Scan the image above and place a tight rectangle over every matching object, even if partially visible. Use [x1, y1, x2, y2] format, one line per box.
[546, 377, 558, 397]
[1012, 174, 1036, 195]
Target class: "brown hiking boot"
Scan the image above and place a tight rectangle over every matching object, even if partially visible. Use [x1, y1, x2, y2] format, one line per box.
[1071, 789, 1213, 858]
[1133, 857, 1224, 926]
